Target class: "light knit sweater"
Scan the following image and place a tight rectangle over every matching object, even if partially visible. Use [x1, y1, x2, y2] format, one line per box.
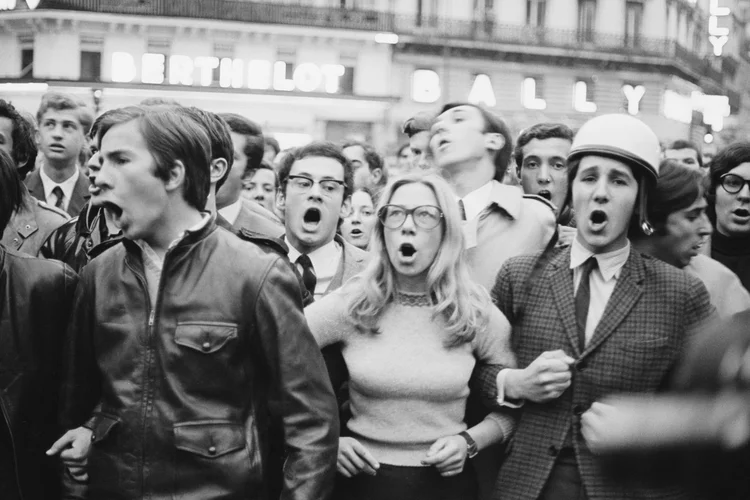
[305, 288, 516, 466]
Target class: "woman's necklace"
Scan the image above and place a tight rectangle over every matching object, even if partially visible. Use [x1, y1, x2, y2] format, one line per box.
[395, 290, 432, 307]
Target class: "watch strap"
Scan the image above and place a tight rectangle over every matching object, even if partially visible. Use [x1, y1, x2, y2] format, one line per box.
[459, 431, 479, 458]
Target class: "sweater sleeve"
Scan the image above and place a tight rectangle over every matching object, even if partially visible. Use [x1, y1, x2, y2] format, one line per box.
[472, 305, 517, 369]
[304, 289, 352, 348]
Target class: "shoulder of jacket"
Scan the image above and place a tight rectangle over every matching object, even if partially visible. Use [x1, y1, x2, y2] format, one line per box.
[236, 228, 289, 256]
[34, 199, 70, 220]
[521, 194, 556, 214]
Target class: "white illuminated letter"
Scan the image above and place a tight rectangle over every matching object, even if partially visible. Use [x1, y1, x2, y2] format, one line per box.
[220, 58, 244, 88]
[662, 90, 693, 124]
[25, 0, 40, 9]
[111, 52, 136, 83]
[141, 53, 165, 84]
[321, 64, 345, 93]
[708, 16, 729, 36]
[468, 74, 497, 107]
[622, 85, 645, 115]
[0, 0, 17, 11]
[247, 60, 272, 90]
[194, 56, 219, 87]
[293, 63, 323, 93]
[273, 61, 295, 91]
[522, 78, 547, 110]
[709, 35, 729, 56]
[411, 70, 441, 103]
[700, 95, 730, 132]
[168, 55, 194, 86]
[574, 81, 597, 113]
[709, 0, 730, 16]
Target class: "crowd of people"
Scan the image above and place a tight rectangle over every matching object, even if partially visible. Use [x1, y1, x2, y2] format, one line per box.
[0, 90, 749, 500]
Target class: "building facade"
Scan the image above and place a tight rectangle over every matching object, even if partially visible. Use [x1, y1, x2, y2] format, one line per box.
[0, 0, 747, 150]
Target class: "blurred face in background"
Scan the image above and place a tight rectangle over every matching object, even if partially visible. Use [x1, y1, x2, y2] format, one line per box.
[715, 162, 750, 237]
[340, 189, 376, 250]
[242, 167, 277, 213]
[518, 137, 572, 216]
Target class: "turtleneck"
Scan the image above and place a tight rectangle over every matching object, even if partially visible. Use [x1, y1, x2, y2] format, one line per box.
[711, 230, 750, 292]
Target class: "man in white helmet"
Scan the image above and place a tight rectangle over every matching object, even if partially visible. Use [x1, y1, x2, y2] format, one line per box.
[481, 114, 715, 500]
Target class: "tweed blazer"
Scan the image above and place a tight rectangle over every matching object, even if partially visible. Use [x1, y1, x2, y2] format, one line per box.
[25, 168, 90, 217]
[489, 246, 714, 500]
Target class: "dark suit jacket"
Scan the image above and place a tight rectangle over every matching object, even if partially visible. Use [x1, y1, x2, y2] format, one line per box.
[489, 247, 714, 500]
[232, 199, 285, 239]
[25, 169, 90, 217]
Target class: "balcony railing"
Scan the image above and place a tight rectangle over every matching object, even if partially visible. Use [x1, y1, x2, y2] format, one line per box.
[26, 1, 721, 84]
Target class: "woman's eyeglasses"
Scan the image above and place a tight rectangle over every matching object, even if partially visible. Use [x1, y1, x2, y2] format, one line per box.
[377, 204, 443, 229]
[719, 173, 750, 194]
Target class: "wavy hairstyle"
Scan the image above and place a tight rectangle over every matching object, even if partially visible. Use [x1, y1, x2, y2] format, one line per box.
[346, 173, 491, 348]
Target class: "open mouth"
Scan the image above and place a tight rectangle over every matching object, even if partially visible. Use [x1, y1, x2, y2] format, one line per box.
[350, 228, 363, 236]
[303, 207, 322, 225]
[399, 243, 417, 258]
[733, 208, 750, 218]
[437, 138, 450, 149]
[589, 210, 608, 231]
[537, 190, 552, 201]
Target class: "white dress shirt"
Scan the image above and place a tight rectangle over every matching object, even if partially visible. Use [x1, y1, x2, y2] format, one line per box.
[495, 238, 631, 406]
[218, 199, 243, 226]
[40, 167, 79, 212]
[287, 238, 342, 297]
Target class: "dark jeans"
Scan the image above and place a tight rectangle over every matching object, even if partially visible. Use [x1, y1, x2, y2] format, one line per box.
[333, 462, 477, 500]
[539, 449, 587, 500]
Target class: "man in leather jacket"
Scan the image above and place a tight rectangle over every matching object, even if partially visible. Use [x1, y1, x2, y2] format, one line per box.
[0, 148, 79, 499]
[48, 106, 339, 500]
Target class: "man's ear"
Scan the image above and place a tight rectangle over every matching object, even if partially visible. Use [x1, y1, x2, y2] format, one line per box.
[370, 168, 383, 185]
[276, 187, 286, 211]
[164, 159, 187, 193]
[339, 196, 352, 219]
[210, 158, 228, 185]
[485, 132, 504, 153]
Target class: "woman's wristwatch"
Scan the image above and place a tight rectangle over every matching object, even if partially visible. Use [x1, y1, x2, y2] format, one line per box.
[459, 431, 479, 458]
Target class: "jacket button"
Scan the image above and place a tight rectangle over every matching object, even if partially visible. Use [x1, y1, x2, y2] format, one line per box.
[25, 225, 31, 230]
[12, 238, 18, 244]
[202, 342, 211, 351]
[208, 446, 217, 455]
[573, 404, 585, 416]
[548, 445, 558, 457]
[91, 434, 96, 442]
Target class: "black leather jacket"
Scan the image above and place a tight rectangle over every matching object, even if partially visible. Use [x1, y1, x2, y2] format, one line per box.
[60, 218, 338, 500]
[0, 245, 78, 499]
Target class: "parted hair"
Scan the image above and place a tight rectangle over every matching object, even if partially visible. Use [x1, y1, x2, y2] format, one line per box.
[36, 92, 94, 134]
[96, 106, 212, 211]
[176, 107, 234, 191]
[646, 159, 704, 234]
[346, 173, 492, 348]
[0, 149, 24, 234]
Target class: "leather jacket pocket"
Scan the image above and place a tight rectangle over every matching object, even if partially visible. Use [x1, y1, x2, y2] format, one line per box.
[88, 413, 121, 445]
[174, 421, 246, 458]
[174, 322, 238, 354]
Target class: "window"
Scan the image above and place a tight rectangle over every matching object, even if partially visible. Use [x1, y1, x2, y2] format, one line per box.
[339, 66, 355, 94]
[416, 0, 439, 27]
[625, 2, 643, 47]
[578, 0, 596, 42]
[526, 0, 546, 27]
[20, 48, 33, 78]
[80, 51, 102, 81]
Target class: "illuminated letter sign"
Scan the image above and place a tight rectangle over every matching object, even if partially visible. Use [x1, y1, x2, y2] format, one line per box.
[573, 81, 597, 113]
[662, 90, 693, 124]
[522, 78, 546, 110]
[110, 53, 344, 93]
[468, 74, 496, 107]
[708, 0, 730, 56]
[411, 69, 441, 103]
[622, 84, 645, 115]
[0, 0, 39, 10]
[693, 92, 730, 131]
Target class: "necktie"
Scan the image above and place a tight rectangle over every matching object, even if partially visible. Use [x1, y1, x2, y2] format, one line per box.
[575, 257, 598, 351]
[296, 254, 317, 296]
[458, 199, 467, 221]
[51, 185, 65, 210]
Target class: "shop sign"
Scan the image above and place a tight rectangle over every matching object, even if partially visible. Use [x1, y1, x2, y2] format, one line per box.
[0, 0, 39, 10]
[708, 0, 730, 56]
[111, 52, 346, 93]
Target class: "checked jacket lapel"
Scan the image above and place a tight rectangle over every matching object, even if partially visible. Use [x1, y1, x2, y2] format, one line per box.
[547, 250, 583, 358]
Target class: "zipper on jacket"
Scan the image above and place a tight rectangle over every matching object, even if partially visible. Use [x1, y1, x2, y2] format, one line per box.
[0, 396, 25, 500]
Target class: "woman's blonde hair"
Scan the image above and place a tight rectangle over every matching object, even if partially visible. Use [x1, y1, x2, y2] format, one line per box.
[346, 173, 491, 347]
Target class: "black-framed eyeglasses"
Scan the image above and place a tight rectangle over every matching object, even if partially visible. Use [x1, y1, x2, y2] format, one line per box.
[287, 175, 346, 196]
[378, 204, 444, 230]
[720, 173, 750, 194]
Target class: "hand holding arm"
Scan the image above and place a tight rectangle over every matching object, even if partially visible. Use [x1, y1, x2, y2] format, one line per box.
[503, 350, 574, 403]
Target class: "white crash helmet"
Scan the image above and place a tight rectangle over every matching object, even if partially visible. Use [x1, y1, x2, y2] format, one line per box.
[567, 114, 662, 235]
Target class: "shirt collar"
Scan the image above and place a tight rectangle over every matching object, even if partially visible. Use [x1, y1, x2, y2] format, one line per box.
[217, 198, 243, 226]
[287, 237, 340, 269]
[570, 237, 631, 282]
[40, 166, 79, 202]
[484, 180, 523, 220]
[458, 181, 494, 221]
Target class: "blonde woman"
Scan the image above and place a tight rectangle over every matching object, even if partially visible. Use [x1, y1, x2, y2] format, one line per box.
[306, 173, 516, 500]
